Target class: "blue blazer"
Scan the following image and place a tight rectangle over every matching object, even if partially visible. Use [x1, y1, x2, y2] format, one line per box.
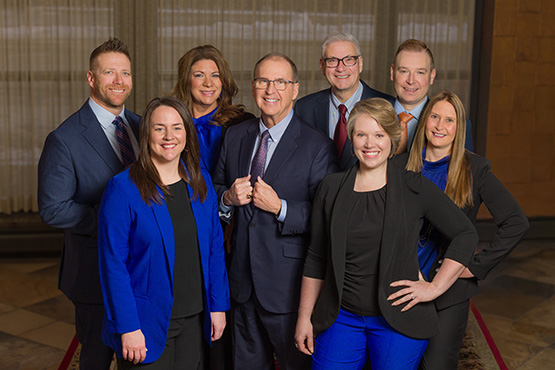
[38, 101, 140, 303]
[98, 166, 230, 363]
[212, 114, 339, 314]
[295, 80, 395, 170]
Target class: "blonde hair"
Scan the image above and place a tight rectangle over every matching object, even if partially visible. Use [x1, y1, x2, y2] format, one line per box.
[406, 90, 473, 208]
[347, 98, 401, 157]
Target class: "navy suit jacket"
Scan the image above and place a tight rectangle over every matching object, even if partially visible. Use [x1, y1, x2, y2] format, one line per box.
[38, 101, 140, 303]
[212, 114, 339, 314]
[295, 80, 395, 170]
[98, 167, 230, 363]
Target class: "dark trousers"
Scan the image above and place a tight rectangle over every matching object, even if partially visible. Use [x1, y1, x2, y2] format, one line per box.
[118, 313, 204, 370]
[419, 299, 469, 370]
[74, 302, 114, 370]
[232, 294, 311, 370]
[207, 309, 233, 370]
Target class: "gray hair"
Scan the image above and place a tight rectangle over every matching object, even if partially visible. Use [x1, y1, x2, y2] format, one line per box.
[321, 32, 361, 58]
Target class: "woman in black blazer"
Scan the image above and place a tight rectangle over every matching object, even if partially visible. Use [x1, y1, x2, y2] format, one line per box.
[402, 91, 529, 370]
[294, 98, 478, 370]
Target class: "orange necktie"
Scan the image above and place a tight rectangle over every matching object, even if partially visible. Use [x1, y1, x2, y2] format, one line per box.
[395, 112, 413, 154]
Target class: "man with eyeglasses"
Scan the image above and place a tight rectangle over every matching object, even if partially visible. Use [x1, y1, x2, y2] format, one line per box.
[213, 53, 338, 370]
[296, 32, 394, 170]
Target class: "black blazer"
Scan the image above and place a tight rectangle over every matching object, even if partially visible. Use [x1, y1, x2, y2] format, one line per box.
[38, 101, 140, 303]
[213, 114, 339, 314]
[295, 80, 394, 170]
[303, 161, 478, 339]
[394, 152, 529, 310]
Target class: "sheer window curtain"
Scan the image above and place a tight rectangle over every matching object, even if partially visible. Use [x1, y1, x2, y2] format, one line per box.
[0, 0, 474, 214]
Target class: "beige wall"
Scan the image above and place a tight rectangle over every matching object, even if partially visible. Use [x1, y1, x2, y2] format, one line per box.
[485, 0, 555, 217]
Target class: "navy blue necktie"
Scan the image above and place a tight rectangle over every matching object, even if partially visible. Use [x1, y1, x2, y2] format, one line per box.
[250, 130, 270, 186]
[113, 116, 136, 166]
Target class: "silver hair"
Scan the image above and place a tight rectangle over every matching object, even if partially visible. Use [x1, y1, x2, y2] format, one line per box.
[321, 32, 361, 58]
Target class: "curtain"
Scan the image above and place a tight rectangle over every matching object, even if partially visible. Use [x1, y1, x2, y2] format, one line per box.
[0, 0, 475, 214]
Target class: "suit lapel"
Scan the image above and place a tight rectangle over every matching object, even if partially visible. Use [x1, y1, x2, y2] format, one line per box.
[313, 91, 331, 136]
[329, 166, 358, 294]
[239, 123, 259, 176]
[151, 196, 175, 293]
[262, 117, 300, 185]
[79, 103, 123, 174]
[379, 161, 404, 276]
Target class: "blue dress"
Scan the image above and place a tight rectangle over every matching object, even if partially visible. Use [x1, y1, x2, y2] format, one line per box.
[193, 107, 223, 175]
[418, 148, 450, 280]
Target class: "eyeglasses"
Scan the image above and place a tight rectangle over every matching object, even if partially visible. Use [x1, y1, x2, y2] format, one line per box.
[322, 55, 360, 68]
[253, 78, 297, 91]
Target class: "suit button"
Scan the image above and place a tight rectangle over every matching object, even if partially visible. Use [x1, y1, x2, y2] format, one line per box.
[250, 222, 256, 227]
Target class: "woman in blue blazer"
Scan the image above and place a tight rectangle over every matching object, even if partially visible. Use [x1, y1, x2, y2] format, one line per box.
[98, 96, 230, 369]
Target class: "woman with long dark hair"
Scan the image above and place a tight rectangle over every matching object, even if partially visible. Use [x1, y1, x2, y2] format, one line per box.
[98, 96, 229, 369]
[171, 45, 254, 174]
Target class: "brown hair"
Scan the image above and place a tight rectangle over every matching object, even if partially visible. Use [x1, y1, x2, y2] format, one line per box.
[129, 96, 207, 205]
[89, 37, 131, 70]
[170, 45, 245, 125]
[347, 98, 401, 157]
[392, 39, 434, 70]
[406, 90, 473, 208]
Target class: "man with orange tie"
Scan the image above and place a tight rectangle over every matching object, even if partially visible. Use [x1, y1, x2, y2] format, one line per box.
[390, 39, 473, 153]
[296, 32, 394, 170]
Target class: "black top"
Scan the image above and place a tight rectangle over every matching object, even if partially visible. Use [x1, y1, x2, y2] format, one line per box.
[166, 180, 204, 319]
[341, 186, 386, 316]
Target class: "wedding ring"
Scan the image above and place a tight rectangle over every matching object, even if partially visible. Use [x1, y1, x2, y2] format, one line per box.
[410, 294, 415, 300]
[246, 193, 252, 199]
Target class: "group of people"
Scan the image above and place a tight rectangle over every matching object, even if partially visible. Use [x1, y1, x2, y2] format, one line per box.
[38, 32, 528, 370]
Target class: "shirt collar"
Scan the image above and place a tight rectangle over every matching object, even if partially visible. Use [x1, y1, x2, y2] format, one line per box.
[330, 81, 363, 113]
[88, 97, 127, 129]
[393, 96, 428, 120]
[258, 108, 294, 143]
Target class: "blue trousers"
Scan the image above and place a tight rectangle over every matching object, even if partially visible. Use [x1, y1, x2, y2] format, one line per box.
[312, 309, 428, 370]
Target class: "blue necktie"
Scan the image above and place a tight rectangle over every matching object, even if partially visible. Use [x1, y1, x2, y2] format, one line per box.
[250, 130, 270, 186]
[113, 116, 136, 166]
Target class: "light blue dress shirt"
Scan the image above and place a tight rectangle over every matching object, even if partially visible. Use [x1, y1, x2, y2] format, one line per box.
[327, 81, 364, 138]
[88, 97, 139, 162]
[393, 97, 428, 152]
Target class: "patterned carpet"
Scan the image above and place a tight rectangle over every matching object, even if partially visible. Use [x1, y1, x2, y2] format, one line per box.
[60, 300, 505, 370]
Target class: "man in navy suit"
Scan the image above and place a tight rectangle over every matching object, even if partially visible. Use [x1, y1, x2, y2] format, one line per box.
[390, 39, 474, 152]
[212, 53, 338, 370]
[295, 32, 394, 170]
[38, 37, 140, 370]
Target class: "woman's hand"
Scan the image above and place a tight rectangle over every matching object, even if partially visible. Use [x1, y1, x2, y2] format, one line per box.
[210, 311, 226, 341]
[121, 329, 147, 364]
[387, 279, 443, 312]
[388, 258, 466, 312]
[294, 316, 314, 355]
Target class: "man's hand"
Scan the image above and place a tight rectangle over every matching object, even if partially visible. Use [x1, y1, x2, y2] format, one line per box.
[252, 177, 281, 215]
[223, 175, 253, 207]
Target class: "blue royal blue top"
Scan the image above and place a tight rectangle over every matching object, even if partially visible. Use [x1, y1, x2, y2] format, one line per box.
[418, 148, 450, 280]
[193, 107, 222, 175]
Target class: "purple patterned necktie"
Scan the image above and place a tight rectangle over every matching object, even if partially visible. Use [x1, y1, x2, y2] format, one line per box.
[113, 116, 136, 166]
[250, 130, 270, 186]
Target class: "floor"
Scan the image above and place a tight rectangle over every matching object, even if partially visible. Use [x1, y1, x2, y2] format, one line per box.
[0, 221, 553, 369]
